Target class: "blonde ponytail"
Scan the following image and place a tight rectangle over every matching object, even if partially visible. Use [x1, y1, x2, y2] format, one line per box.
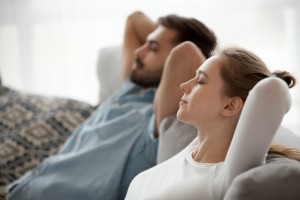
[268, 143, 300, 161]
[272, 70, 296, 88]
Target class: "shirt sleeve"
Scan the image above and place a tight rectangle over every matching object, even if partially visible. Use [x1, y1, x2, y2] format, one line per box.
[214, 77, 292, 199]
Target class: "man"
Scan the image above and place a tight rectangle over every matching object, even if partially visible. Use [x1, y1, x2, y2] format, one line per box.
[5, 11, 216, 200]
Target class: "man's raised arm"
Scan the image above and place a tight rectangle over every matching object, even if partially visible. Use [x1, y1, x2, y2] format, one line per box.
[121, 11, 155, 80]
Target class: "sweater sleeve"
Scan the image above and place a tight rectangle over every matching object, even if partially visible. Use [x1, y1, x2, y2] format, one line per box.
[214, 77, 292, 199]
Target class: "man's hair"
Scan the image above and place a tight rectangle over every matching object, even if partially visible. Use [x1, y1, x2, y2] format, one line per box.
[158, 15, 217, 58]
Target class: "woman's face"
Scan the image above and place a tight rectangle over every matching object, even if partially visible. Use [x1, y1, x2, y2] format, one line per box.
[177, 55, 227, 127]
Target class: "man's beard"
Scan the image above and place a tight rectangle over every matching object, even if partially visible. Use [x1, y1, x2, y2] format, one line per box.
[130, 68, 163, 88]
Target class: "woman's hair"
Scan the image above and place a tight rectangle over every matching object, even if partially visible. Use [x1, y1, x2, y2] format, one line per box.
[269, 143, 300, 161]
[212, 46, 299, 161]
[158, 15, 217, 59]
[212, 46, 296, 102]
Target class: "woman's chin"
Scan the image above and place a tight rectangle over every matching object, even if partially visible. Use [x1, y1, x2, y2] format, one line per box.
[177, 112, 196, 128]
[176, 111, 186, 123]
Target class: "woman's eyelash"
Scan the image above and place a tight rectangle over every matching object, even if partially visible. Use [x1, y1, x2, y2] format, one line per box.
[148, 44, 157, 51]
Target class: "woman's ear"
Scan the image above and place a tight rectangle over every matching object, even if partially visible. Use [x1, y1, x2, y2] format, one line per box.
[222, 97, 243, 116]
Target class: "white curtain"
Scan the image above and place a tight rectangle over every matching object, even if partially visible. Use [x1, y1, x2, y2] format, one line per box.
[0, 0, 299, 133]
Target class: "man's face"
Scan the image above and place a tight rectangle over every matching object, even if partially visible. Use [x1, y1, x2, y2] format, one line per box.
[130, 25, 178, 88]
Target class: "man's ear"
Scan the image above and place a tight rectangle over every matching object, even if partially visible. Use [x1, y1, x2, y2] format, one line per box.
[222, 97, 243, 117]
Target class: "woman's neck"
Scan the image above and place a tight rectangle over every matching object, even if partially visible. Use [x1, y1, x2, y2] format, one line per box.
[193, 122, 235, 163]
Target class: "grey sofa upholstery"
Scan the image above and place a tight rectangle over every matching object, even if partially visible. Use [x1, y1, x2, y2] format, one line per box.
[224, 154, 300, 200]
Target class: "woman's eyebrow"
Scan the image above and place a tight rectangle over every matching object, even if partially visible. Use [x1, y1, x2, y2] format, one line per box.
[197, 70, 209, 80]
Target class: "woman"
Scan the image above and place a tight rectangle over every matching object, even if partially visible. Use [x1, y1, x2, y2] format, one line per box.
[125, 46, 296, 200]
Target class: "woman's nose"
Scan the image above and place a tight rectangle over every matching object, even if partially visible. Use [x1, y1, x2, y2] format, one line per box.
[180, 80, 192, 94]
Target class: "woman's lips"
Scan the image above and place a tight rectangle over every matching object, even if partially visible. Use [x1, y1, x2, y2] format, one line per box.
[179, 99, 187, 106]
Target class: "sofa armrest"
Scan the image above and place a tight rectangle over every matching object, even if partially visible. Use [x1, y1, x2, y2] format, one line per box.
[224, 154, 300, 200]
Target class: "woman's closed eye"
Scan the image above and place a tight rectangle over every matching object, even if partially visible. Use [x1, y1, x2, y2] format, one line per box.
[148, 41, 159, 52]
[196, 70, 209, 85]
[196, 76, 206, 84]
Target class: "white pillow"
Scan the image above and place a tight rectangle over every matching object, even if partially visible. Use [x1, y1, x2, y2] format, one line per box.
[97, 45, 122, 103]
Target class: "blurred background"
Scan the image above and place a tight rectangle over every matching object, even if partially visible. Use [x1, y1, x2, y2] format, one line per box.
[0, 0, 299, 134]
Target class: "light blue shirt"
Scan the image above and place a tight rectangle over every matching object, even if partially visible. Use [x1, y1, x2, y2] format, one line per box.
[6, 81, 158, 200]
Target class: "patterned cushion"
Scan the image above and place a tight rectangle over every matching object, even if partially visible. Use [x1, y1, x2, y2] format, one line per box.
[0, 86, 94, 187]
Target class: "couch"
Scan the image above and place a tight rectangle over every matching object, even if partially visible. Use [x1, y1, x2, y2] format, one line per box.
[1, 45, 300, 199]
